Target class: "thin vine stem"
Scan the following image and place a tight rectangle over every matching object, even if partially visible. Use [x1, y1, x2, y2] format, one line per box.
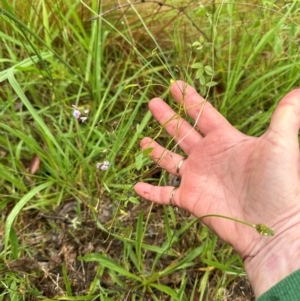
[199, 214, 275, 236]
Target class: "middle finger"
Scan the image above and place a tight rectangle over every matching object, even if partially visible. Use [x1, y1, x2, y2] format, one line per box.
[149, 98, 202, 154]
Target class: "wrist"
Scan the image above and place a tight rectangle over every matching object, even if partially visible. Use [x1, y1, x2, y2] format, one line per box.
[244, 217, 300, 298]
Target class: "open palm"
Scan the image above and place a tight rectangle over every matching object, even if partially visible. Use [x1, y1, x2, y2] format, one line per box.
[135, 81, 300, 258]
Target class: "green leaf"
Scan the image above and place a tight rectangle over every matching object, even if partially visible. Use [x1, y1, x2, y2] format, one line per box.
[142, 147, 154, 156]
[205, 81, 218, 87]
[5, 181, 53, 251]
[135, 152, 144, 170]
[7, 71, 67, 160]
[199, 73, 206, 85]
[79, 254, 141, 281]
[124, 84, 139, 90]
[191, 62, 203, 69]
[204, 65, 214, 76]
[150, 283, 178, 298]
[136, 211, 144, 270]
[0, 162, 27, 191]
[9, 227, 19, 259]
[128, 196, 140, 204]
[159, 246, 204, 277]
[200, 85, 207, 96]
[0, 52, 53, 82]
[191, 41, 201, 48]
[196, 69, 204, 79]
[62, 264, 72, 296]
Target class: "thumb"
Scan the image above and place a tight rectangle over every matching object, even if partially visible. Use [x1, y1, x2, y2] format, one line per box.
[268, 89, 300, 147]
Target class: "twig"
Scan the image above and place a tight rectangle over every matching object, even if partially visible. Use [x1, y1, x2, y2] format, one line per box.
[199, 214, 275, 236]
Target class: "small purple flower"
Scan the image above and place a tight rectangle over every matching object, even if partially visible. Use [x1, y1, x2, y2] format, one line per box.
[72, 105, 89, 121]
[72, 105, 80, 118]
[73, 109, 81, 119]
[96, 160, 110, 171]
[100, 163, 110, 170]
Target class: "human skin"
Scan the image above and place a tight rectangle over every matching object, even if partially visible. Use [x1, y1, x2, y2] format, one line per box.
[134, 80, 300, 298]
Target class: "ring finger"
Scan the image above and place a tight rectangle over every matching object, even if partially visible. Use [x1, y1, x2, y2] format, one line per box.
[134, 182, 180, 207]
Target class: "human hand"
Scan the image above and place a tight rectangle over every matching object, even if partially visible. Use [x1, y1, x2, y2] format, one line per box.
[134, 81, 300, 297]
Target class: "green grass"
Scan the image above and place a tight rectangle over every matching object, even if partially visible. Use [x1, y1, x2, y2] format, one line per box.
[0, 0, 300, 300]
